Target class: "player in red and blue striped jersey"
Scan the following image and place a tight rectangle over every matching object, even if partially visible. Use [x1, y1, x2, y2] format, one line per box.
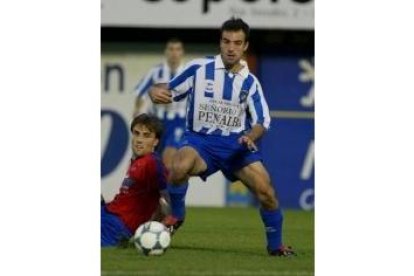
[101, 114, 171, 247]
[150, 18, 295, 257]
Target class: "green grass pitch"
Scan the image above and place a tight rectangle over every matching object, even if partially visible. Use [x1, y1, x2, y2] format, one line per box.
[101, 207, 314, 276]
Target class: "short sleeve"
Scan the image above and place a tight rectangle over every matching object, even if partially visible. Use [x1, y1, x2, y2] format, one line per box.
[168, 59, 205, 102]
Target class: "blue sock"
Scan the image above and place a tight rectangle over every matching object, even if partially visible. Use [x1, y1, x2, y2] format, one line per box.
[260, 208, 284, 251]
[167, 183, 189, 220]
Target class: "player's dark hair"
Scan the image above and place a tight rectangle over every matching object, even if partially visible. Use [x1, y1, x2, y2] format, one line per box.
[130, 113, 163, 140]
[166, 37, 183, 45]
[221, 17, 250, 42]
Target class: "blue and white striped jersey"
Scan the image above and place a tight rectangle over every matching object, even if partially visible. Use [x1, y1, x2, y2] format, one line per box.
[168, 55, 271, 136]
[135, 62, 186, 120]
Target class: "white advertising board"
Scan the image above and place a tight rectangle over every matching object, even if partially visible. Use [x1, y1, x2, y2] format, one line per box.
[102, 0, 314, 30]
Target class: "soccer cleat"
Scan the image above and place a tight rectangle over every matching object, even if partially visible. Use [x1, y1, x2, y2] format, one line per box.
[268, 245, 297, 257]
[162, 215, 184, 235]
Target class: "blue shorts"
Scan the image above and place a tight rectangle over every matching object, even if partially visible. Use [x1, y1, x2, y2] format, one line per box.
[180, 131, 263, 182]
[101, 205, 132, 247]
[158, 117, 186, 152]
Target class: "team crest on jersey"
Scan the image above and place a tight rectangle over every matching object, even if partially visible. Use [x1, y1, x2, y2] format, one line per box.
[239, 90, 249, 103]
[121, 177, 135, 189]
[204, 80, 214, 98]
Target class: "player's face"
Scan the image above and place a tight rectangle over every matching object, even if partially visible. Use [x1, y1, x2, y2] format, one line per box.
[131, 124, 159, 157]
[220, 30, 249, 67]
[165, 42, 184, 65]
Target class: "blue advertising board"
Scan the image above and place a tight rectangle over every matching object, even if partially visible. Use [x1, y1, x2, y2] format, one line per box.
[259, 56, 314, 111]
[258, 56, 314, 210]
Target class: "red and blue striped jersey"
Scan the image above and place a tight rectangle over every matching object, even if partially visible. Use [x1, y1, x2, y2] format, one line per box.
[106, 153, 168, 232]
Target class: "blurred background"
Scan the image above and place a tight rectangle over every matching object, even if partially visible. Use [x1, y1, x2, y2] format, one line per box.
[101, 0, 314, 210]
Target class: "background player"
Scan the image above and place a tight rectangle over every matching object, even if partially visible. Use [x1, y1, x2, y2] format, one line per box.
[133, 38, 188, 230]
[150, 18, 295, 256]
[101, 114, 170, 247]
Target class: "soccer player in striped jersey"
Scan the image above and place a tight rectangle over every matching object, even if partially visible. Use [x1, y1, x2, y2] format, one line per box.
[133, 38, 189, 232]
[150, 18, 295, 257]
[101, 114, 171, 247]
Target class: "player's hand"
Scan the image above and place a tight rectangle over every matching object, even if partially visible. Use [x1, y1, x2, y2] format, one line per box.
[238, 135, 258, 152]
[159, 197, 172, 217]
[149, 84, 172, 104]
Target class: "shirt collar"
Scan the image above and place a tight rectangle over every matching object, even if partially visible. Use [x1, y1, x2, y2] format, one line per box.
[214, 54, 249, 78]
[163, 61, 184, 76]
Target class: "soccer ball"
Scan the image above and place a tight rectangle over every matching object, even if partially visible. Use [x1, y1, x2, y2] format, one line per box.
[133, 221, 171, 256]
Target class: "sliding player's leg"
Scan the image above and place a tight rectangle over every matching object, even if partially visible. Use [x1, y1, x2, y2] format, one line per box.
[101, 205, 132, 247]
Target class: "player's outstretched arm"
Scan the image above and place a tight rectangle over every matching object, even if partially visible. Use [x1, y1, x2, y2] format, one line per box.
[150, 190, 172, 222]
[158, 190, 172, 217]
[149, 83, 172, 104]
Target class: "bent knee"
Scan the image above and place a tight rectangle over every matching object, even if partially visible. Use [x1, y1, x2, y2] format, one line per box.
[257, 186, 279, 210]
[171, 162, 191, 184]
